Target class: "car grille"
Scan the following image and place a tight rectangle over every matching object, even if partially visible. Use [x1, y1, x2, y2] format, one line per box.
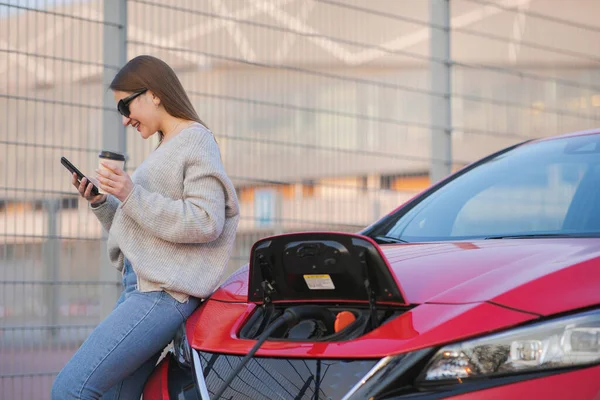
[196, 350, 379, 399]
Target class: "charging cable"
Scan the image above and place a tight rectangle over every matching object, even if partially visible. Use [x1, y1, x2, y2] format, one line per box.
[212, 305, 332, 399]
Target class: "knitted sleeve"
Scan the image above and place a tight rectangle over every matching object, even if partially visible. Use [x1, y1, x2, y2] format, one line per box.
[90, 194, 120, 232]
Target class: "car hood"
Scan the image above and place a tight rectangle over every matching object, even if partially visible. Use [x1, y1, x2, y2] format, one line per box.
[382, 238, 600, 315]
[199, 237, 600, 358]
[214, 238, 600, 316]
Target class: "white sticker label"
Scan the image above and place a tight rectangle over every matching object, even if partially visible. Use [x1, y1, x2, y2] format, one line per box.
[303, 274, 335, 290]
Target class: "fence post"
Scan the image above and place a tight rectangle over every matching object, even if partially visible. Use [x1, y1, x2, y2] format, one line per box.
[430, 0, 452, 183]
[100, 0, 127, 318]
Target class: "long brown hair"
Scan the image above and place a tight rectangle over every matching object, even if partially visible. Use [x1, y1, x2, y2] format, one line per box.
[110, 55, 207, 143]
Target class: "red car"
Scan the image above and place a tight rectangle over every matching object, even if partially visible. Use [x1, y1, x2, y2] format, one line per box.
[144, 129, 600, 399]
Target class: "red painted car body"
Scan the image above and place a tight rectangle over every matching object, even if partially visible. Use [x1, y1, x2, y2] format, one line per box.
[145, 130, 600, 399]
[212, 238, 600, 315]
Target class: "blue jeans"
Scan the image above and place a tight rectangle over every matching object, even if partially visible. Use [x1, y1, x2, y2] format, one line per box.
[51, 259, 201, 399]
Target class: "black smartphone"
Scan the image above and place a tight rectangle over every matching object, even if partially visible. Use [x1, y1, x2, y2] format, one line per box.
[61, 156, 100, 196]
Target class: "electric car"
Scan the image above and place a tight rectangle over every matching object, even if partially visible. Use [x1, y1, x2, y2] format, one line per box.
[144, 129, 600, 399]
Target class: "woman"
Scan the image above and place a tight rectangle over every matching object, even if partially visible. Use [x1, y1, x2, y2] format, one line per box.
[52, 55, 239, 399]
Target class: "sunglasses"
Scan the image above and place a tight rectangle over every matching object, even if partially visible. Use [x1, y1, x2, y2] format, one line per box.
[117, 89, 148, 117]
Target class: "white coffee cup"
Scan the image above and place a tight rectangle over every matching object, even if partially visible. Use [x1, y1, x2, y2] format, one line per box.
[98, 151, 126, 194]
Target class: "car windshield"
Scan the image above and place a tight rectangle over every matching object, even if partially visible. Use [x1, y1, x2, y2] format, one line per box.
[376, 134, 600, 242]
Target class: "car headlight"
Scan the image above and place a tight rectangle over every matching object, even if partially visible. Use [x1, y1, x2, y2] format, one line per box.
[173, 323, 192, 368]
[420, 308, 600, 383]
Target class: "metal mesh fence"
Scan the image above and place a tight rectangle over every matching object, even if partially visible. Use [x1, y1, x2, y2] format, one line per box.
[1, 1, 118, 399]
[1, 0, 600, 398]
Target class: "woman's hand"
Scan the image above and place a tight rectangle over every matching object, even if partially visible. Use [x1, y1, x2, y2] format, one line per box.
[96, 162, 134, 202]
[72, 173, 106, 205]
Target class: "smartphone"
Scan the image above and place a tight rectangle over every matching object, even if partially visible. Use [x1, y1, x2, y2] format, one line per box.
[61, 156, 100, 196]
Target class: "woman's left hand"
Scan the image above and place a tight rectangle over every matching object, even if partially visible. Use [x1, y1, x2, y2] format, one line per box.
[96, 162, 134, 202]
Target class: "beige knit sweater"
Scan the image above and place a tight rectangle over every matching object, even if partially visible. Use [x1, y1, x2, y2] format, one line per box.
[91, 123, 239, 302]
